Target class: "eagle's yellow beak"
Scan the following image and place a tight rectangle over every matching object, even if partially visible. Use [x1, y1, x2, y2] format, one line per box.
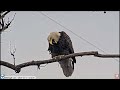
[49, 39, 53, 45]
[54, 40, 57, 44]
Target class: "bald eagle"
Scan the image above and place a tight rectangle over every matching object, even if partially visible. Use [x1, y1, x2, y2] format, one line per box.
[47, 31, 76, 77]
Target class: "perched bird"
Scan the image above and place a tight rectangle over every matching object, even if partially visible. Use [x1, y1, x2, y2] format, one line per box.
[47, 31, 76, 77]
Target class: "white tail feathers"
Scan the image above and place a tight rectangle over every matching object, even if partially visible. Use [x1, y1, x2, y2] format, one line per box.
[59, 58, 74, 77]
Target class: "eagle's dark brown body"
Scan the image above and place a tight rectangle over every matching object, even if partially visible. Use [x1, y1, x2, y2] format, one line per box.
[48, 31, 76, 77]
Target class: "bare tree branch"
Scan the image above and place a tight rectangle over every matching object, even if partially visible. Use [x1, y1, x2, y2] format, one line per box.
[0, 11, 10, 20]
[0, 11, 16, 33]
[0, 51, 120, 73]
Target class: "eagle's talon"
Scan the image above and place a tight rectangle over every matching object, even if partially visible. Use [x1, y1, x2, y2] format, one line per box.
[53, 56, 58, 60]
[59, 55, 64, 59]
[53, 55, 64, 60]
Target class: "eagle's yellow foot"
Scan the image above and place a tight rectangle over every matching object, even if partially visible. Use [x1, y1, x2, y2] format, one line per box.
[59, 55, 65, 59]
[53, 55, 65, 60]
[53, 56, 58, 60]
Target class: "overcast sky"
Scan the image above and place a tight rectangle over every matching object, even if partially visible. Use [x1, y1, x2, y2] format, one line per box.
[1, 11, 119, 79]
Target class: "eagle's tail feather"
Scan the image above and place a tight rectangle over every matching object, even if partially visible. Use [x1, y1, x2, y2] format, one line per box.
[59, 58, 74, 77]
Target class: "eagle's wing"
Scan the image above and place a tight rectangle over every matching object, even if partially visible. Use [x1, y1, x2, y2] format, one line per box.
[60, 31, 76, 63]
[58, 31, 76, 77]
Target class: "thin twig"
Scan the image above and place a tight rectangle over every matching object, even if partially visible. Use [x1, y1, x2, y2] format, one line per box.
[10, 43, 16, 66]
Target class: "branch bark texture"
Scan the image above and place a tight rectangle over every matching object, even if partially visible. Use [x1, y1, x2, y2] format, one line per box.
[0, 51, 120, 73]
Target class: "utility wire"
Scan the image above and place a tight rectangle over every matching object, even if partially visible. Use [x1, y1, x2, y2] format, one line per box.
[39, 11, 119, 62]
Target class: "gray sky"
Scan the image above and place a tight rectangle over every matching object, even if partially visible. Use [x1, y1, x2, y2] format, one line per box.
[1, 11, 119, 79]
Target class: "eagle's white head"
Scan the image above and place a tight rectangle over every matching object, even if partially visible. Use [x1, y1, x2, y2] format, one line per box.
[47, 32, 61, 45]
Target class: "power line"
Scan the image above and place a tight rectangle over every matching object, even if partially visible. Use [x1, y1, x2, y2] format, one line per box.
[39, 11, 119, 62]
